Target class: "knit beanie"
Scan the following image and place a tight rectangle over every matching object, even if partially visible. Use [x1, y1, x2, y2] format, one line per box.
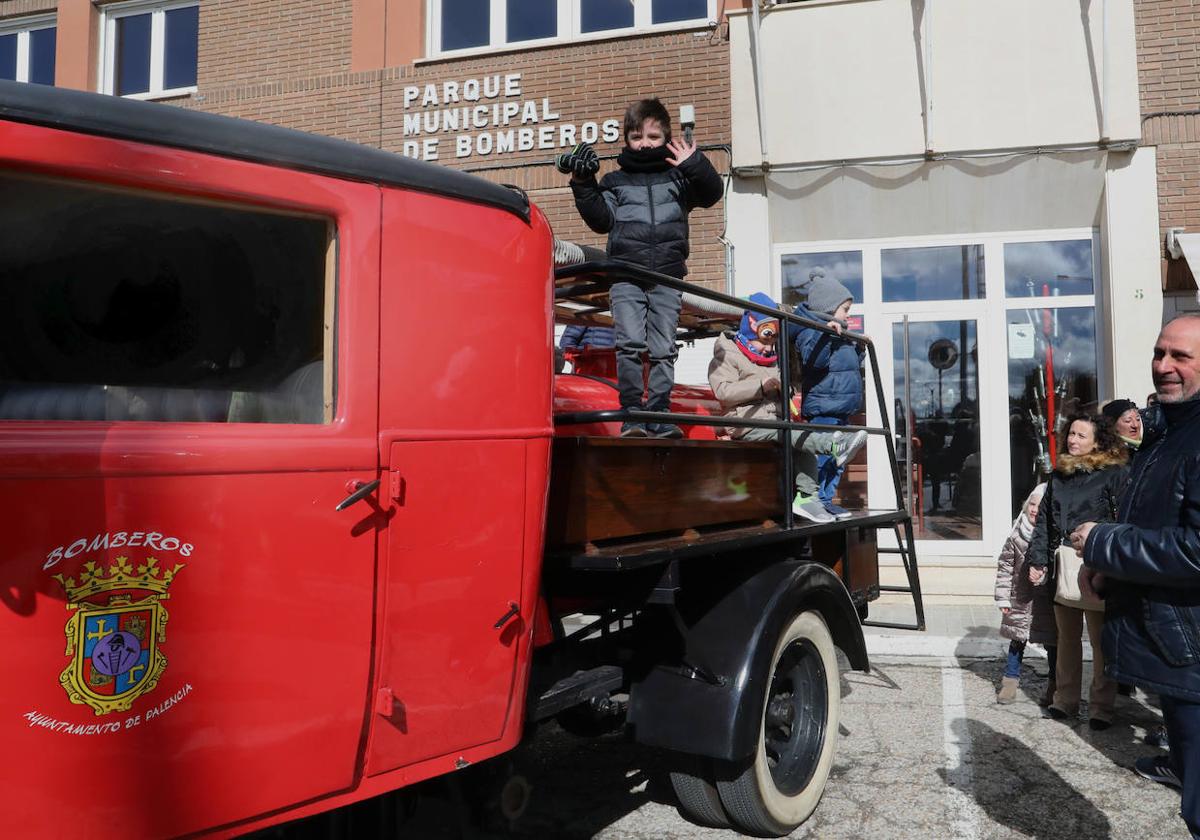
[1101, 398, 1137, 422]
[806, 275, 853, 318]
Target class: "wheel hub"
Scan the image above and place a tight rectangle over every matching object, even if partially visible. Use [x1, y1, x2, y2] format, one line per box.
[764, 638, 828, 796]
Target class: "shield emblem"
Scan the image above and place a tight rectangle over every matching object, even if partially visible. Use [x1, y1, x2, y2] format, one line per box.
[54, 557, 181, 716]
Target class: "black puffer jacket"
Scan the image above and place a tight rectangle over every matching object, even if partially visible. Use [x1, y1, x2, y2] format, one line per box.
[570, 152, 723, 279]
[1085, 399, 1200, 701]
[1026, 450, 1129, 571]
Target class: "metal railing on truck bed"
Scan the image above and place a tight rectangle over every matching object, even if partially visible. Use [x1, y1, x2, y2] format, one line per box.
[550, 252, 925, 631]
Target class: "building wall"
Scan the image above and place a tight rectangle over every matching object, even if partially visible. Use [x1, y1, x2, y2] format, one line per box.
[195, 26, 732, 289]
[1135, 0, 1200, 293]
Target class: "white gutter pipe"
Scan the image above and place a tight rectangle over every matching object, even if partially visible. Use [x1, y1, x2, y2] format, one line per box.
[922, 0, 934, 154]
[748, 0, 771, 167]
[1100, 0, 1110, 141]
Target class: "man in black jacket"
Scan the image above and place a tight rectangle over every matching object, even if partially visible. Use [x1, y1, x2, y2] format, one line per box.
[1072, 314, 1200, 839]
[559, 98, 723, 438]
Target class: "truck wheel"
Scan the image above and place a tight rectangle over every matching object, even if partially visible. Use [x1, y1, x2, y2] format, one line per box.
[717, 610, 840, 837]
[669, 757, 731, 828]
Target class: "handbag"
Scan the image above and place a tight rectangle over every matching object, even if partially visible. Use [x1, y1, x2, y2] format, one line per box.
[1054, 544, 1105, 611]
[1051, 481, 1113, 612]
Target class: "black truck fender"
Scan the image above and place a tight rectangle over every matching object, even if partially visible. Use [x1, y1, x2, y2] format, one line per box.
[626, 560, 867, 762]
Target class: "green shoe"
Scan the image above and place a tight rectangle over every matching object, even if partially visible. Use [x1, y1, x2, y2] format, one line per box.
[793, 494, 834, 523]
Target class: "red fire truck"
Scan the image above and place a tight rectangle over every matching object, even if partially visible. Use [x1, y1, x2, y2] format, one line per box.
[0, 80, 923, 838]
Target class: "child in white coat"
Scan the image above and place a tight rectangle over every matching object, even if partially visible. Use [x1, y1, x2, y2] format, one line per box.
[994, 484, 1057, 704]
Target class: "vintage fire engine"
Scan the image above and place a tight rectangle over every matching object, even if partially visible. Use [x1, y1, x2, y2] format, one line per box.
[0, 80, 923, 838]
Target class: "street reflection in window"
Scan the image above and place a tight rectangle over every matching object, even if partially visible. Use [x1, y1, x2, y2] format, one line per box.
[1006, 306, 1098, 517]
[1004, 240, 1093, 298]
[781, 251, 862, 309]
[883, 244, 984, 303]
[893, 319, 982, 541]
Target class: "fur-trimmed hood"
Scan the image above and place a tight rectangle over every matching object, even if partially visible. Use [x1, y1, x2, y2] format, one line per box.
[1055, 448, 1128, 476]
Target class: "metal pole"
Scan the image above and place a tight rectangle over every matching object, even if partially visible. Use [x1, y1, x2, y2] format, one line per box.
[780, 321, 795, 529]
[903, 317, 914, 513]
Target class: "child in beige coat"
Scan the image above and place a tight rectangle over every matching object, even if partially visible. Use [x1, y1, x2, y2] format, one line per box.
[994, 484, 1058, 704]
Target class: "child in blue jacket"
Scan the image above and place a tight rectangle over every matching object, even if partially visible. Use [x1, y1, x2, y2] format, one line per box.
[792, 273, 864, 519]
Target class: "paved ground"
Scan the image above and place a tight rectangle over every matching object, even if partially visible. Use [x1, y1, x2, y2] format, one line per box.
[395, 605, 1187, 840]
[447, 659, 1182, 839]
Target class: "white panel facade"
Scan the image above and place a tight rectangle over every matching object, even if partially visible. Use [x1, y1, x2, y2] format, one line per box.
[730, 0, 1141, 171]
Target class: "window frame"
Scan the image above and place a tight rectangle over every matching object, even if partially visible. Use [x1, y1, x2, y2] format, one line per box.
[99, 0, 199, 100]
[0, 13, 56, 84]
[426, 0, 717, 60]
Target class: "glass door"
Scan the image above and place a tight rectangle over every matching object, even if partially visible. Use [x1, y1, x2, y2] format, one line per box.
[892, 318, 983, 541]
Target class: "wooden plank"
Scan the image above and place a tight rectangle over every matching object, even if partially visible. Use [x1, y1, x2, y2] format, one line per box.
[546, 437, 782, 547]
[811, 526, 879, 603]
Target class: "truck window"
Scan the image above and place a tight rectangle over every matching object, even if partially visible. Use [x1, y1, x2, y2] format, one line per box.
[0, 170, 335, 423]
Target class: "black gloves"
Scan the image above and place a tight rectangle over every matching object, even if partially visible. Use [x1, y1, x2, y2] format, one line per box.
[555, 143, 599, 178]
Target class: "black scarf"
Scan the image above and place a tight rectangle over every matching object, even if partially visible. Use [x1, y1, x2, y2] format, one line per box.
[617, 145, 672, 173]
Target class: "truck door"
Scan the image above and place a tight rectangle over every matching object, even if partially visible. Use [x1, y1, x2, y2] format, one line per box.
[0, 122, 381, 838]
[366, 188, 554, 774]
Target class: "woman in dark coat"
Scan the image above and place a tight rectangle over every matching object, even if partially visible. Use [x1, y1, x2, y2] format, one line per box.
[1026, 414, 1129, 729]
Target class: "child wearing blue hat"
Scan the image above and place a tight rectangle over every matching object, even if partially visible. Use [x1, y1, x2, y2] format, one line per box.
[709, 292, 868, 523]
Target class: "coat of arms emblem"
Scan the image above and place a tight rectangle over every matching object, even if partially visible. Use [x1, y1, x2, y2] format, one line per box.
[53, 557, 184, 716]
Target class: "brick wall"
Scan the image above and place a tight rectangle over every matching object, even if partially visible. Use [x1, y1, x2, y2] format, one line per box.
[1135, 0, 1200, 289]
[195, 0, 353, 89]
[0, 0, 56, 20]
[180, 18, 732, 290]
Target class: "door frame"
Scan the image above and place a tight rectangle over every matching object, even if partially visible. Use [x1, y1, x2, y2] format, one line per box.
[871, 308, 998, 557]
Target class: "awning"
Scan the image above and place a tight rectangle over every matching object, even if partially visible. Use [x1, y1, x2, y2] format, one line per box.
[1168, 231, 1200, 293]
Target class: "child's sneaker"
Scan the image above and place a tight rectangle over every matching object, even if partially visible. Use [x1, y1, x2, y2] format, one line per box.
[650, 423, 684, 439]
[620, 422, 649, 438]
[823, 501, 853, 520]
[1134, 755, 1182, 789]
[793, 494, 835, 523]
[832, 430, 868, 468]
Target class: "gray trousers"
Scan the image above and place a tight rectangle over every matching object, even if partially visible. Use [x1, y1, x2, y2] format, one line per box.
[741, 426, 842, 497]
[611, 281, 681, 412]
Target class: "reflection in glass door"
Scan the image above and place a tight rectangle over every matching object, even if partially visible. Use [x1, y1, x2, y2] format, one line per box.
[893, 319, 982, 541]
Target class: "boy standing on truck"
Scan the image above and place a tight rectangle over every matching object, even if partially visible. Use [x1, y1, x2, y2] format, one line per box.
[710, 293, 868, 523]
[559, 98, 724, 438]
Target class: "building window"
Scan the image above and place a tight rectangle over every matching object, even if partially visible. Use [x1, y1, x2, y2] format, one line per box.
[0, 172, 334, 424]
[430, 0, 715, 55]
[1002, 238, 1098, 515]
[781, 250, 863, 310]
[882, 244, 985, 303]
[0, 16, 56, 85]
[101, 1, 198, 99]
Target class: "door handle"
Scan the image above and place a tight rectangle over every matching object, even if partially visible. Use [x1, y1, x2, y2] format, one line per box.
[493, 602, 520, 629]
[336, 479, 380, 511]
